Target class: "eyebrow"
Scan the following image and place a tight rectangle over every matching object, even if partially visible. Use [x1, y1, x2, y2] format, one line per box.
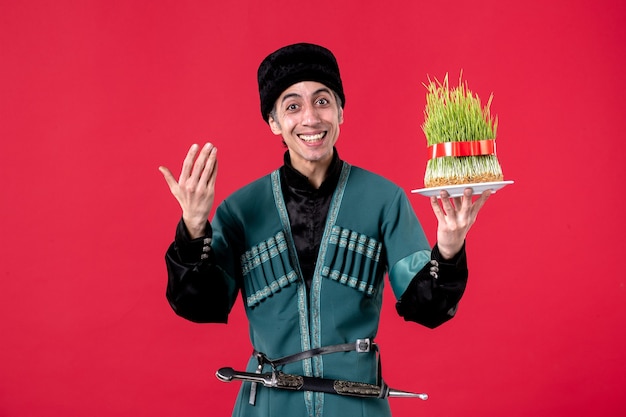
[280, 87, 333, 104]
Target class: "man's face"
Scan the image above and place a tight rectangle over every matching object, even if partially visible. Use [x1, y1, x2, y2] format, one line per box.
[268, 81, 343, 172]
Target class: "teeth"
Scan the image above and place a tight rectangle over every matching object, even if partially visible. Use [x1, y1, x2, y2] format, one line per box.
[298, 133, 325, 142]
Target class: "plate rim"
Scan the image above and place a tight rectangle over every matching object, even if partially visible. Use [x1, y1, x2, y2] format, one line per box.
[410, 180, 514, 195]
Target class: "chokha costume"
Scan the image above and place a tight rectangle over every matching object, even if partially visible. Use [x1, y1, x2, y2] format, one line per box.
[164, 43, 469, 417]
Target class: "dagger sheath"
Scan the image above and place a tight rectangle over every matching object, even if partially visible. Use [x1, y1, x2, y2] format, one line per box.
[216, 367, 428, 400]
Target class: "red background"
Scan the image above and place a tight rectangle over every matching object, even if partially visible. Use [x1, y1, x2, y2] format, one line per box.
[1, 1, 625, 416]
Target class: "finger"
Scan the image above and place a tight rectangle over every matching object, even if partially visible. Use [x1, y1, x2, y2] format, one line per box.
[190, 143, 214, 184]
[470, 189, 491, 215]
[179, 144, 200, 183]
[207, 150, 218, 189]
[199, 145, 218, 186]
[430, 195, 446, 222]
[158, 166, 178, 190]
[439, 190, 455, 216]
[460, 188, 474, 212]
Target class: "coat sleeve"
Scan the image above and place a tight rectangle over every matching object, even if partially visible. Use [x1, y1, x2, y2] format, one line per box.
[380, 187, 469, 329]
[165, 217, 239, 323]
[395, 243, 468, 329]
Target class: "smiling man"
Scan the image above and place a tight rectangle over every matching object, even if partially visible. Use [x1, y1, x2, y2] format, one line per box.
[268, 81, 342, 188]
[159, 43, 490, 417]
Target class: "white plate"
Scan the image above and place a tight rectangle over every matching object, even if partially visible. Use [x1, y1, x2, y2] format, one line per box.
[411, 180, 514, 198]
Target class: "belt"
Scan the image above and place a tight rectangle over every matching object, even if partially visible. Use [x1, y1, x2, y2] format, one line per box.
[252, 338, 375, 369]
[216, 338, 429, 404]
[229, 338, 384, 405]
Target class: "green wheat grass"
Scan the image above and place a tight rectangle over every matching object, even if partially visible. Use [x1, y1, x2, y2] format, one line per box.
[422, 73, 503, 186]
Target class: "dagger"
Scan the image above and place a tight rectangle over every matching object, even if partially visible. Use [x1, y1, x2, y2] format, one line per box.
[216, 367, 428, 400]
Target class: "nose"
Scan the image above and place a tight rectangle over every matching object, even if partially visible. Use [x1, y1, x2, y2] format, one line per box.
[301, 103, 321, 125]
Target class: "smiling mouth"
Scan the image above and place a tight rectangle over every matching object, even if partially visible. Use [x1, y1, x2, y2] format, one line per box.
[297, 132, 326, 143]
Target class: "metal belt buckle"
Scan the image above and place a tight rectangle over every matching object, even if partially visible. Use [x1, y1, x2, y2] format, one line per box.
[356, 338, 371, 353]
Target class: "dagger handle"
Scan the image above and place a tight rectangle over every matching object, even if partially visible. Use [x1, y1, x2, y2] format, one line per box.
[216, 367, 273, 386]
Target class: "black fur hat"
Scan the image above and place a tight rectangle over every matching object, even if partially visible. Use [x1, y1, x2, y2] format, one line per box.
[257, 43, 345, 123]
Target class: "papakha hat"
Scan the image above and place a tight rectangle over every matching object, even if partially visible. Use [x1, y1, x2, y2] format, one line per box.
[257, 43, 345, 123]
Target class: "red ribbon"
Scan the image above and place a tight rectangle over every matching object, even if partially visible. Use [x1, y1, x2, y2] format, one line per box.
[427, 139, 496, 159]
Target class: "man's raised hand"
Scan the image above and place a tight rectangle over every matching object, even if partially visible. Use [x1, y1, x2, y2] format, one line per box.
[159, 143, 218, 239]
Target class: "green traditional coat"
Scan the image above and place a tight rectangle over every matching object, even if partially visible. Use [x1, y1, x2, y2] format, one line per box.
[207, 162, 431, 417]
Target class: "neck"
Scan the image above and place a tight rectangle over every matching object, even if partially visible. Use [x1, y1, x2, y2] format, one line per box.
[296, 160, 330, 189]
[288, 152, 333, 189]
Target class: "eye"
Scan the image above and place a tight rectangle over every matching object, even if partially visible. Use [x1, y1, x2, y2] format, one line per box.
[316, 97, 329, 105]
[286, 103, 299, 112]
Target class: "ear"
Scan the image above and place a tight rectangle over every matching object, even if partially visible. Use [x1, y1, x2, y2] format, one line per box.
[268, 115, 282, 135]
[338, 107, 344, 125]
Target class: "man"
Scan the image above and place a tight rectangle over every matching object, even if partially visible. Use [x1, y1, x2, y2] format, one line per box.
[159, 43, 490, 417]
